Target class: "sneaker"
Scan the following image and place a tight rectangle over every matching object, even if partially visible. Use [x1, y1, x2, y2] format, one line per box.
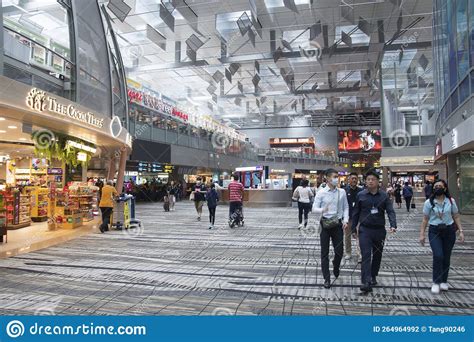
[197, 216, 201, 221]
[298, 224, 303, 229]
[360, 283, 373, 293]
[344, 254, 352, 260]
[209, 225, 213, 229]
[440, 283, 449, 291]
[357, 254, 362, 263]
[431, 284, 440, 294]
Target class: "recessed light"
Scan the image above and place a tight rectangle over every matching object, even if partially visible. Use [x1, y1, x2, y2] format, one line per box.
[19, 138, 27, 141]
[8, 125, 17, 129]
[251, 119, 260, 122]
[0, 117, 5, 121]
[0, 130, 5, 133]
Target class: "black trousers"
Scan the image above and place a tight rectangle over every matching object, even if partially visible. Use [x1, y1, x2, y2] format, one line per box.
[229, 201, 243, 221]
[100, 207, 113, 231]
[320, 224, 344, 281]
[208, 206, 216, 225]
[298, 202, 311, 226]
[359, 226, 386, 284]
[404, 196, 412, 211]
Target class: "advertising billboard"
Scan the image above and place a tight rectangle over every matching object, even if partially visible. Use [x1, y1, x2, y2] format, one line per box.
[338, 129, 381, 154]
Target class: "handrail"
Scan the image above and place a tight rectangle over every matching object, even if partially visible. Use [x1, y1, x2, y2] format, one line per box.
[3, 25, 75, 65]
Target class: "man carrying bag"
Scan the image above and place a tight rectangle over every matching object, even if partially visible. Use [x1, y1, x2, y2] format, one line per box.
[312, 169, 349, 289]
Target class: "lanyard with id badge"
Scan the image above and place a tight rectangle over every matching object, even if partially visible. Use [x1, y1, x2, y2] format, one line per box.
[370, 195, 379, 215]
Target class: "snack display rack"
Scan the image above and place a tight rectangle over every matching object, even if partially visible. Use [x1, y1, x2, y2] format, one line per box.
[0, 193, 7, 242]
[2, 189, 31, 229]
[27, 186, 49, 222]
[53, 183, 98, 229]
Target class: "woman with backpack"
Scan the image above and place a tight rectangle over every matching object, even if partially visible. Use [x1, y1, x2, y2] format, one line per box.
[292, 179, 314, 229]
[419, 179, 465, 294]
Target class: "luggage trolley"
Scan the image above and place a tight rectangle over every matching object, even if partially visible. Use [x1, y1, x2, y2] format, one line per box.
[112, 194, 141, 230]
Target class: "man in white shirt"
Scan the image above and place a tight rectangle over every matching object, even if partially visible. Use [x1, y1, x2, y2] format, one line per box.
[312, 168, 349, 289]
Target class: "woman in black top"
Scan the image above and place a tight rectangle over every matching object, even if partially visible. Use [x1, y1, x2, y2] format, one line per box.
[206, 183, 219, 229]
[394, 183, 402, 208]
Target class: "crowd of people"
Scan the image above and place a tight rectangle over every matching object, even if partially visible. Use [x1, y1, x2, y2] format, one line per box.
[292, 169, 465, 294]
[96, 169, 465, 295]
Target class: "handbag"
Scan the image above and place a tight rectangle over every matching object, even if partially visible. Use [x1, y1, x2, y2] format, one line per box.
[320, 189, 341, 230]
[292, 187, 300, 202]
[411, 202, 416, 209]
[189, 192, 195, 201]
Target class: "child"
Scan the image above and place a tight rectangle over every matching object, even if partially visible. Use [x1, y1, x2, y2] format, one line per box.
[163, 193, 170, 212]
[206, 183, 219, 229]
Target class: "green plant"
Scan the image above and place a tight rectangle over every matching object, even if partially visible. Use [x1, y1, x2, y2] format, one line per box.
[32, 131, 95, 167]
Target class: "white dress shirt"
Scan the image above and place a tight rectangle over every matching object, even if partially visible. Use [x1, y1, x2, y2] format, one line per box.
[312, 186, 349, 224]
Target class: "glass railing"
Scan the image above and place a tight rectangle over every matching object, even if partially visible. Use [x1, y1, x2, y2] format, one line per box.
[129, 119, 258, 161]
[256, 148, 350, 165]
[2, 26, 75, 99]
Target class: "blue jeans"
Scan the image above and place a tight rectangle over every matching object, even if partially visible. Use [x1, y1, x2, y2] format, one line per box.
[428, 224, 456, 284]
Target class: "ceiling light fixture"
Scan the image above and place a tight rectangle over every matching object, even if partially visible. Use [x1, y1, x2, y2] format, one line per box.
[8, 125, 17, 129]
[19, 138, 27, 141]
[0, 130, 5, 133]
[0, 117, 5, 121]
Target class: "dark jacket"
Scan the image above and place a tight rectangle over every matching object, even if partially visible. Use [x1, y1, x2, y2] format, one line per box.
[402, 185, 413, 198]
[193, 184, 207, 201]
[351, 189, 397, 233]
[206, 188, 219, 208]
[345, 185, 363, 219]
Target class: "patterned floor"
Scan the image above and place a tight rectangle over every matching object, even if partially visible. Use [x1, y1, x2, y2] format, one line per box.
[0, 200, 472, 316]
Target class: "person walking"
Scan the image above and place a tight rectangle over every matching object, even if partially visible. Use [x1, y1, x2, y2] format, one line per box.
[293, 179, 314, 229]
[403, 182, 414, 212]
[419, 180, 465, 294]
[206, 183, 219, 229]
[168, 182, 177, 211]
[312, 169, 349, 289]
[344, 172, 363, 261]
[191, 178, 206, 221]
[351, 170, 397, 293]
[99, 180, 118, 233]
[228, 174, 245, 227]
[394, 183, 402, 209]
[424, 180, 433, 200]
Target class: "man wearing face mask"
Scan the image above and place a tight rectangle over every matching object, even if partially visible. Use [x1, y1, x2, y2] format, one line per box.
[344, 172, 363, 261]
[352, 170, 397, 293]
[312, 169, 349, 289]
[191, 177, 207, 221]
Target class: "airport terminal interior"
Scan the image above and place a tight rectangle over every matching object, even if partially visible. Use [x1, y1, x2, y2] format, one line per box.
[0, 0, 473, 316]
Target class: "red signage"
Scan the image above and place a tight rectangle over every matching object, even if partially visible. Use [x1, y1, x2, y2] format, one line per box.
[128, 87, 188, 122]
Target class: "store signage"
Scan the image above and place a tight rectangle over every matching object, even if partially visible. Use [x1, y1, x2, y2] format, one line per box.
[163, 164, 175, 174]
[236, 166, 263, 172]
[26, 88, 104, 128]
[423, 159, 434, 164]
[451, 129, 458, 150]
[271, 169, 287, 173]
[47, 168, 63, 175]
[66, 140, 97, 154]
[269, 137, 315, 148]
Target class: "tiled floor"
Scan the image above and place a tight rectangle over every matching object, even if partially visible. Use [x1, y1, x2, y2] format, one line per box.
[0, 200, 472, 316]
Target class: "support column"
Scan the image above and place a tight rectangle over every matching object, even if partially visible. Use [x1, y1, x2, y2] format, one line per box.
[446, 154, 459, 203]
[382, 167, 389, 189]
[115, 147, 128, 193]
[107, 156, 117, 181]
[81, 163, 87, 182]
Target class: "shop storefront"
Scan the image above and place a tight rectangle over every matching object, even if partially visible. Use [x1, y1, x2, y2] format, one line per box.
[0, 76, 131, 243]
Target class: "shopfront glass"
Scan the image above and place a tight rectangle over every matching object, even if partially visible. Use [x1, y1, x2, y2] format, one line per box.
[433, 0, 474, 128]
[459, 152, 474, 213]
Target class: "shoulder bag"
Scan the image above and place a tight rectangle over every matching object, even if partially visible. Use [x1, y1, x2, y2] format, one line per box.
[320, 189, 341, 230]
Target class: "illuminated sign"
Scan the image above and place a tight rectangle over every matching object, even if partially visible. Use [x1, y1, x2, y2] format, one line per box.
[236, 166, 263, 172]
[269, 137, 315, 148]
[26, 88, 104, 128]
[66, 140, 97, 154]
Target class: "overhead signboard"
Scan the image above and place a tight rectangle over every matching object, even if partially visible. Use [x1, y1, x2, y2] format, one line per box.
[269, 137, 315, 148]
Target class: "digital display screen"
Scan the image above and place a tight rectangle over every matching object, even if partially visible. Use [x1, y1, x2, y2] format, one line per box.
[338, 130, 381, 154]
